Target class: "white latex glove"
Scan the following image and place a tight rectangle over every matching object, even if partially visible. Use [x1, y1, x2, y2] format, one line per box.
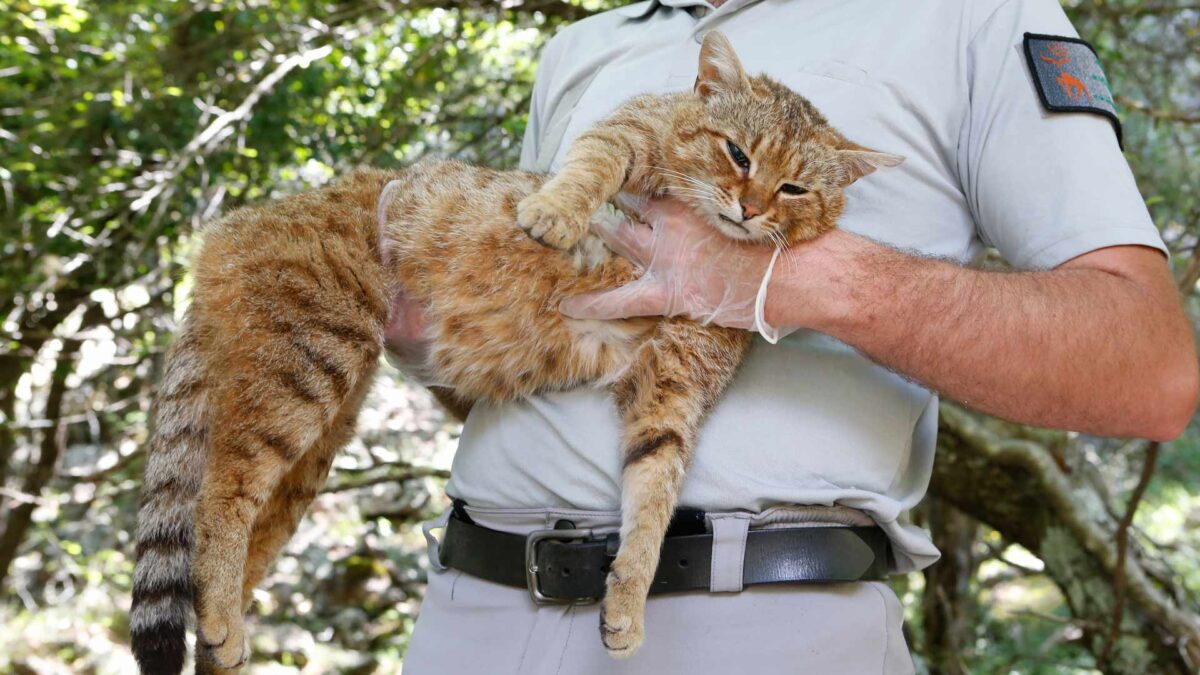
[559, 197, 795, 343]
[379, 178, 442, 382]
[383, 288, 442, 381]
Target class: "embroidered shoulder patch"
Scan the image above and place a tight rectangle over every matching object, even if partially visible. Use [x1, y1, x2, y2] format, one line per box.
[1023, 33, 1122, 148]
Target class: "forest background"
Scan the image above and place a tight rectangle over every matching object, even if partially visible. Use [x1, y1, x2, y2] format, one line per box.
[1, 1, 1199, 673]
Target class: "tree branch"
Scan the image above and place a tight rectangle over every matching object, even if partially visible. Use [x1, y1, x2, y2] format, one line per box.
[322, 462, 451, 493]
[1099, 441, 1161, 666]
[0, 339, 80, 589]
[1117, 94, 1200, 125]
[933, 405, 1200, 673]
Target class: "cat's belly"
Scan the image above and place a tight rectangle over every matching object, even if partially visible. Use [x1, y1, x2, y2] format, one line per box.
[427, 300, 654, 401]
[383, 161, 651, 401]
[411, 233, 649, 401]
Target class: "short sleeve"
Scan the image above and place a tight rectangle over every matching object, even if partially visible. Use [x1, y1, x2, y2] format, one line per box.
[958, 0, 1166, 269]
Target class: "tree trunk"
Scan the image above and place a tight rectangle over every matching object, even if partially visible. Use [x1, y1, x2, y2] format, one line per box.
[931, 404, 1200, 674]
[921, 497, 979, 675]
[0, 339, 78, 588]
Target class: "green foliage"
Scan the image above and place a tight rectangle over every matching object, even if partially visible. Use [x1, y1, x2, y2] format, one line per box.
[0, 1, 610, 671]
[0, 0, 1196, 673]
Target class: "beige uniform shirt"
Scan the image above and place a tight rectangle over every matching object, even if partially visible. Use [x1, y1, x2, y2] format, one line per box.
[443, 0, 1166, 573]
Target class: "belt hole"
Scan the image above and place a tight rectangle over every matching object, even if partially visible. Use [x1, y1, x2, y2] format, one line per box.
[562, 567, 571, 577]
[678, 558, 689, 568]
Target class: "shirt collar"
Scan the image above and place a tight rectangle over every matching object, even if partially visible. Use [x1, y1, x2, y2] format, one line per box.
[616, 0, 712, 19]
[616, 0, 765, 20]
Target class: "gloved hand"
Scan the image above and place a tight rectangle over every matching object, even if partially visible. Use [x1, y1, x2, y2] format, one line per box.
[383, 288, 439, 382]
[559, 196, 795, 343]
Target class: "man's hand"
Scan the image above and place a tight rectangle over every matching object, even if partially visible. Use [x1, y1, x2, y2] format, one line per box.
[384, 288, 434, 375]
[560, 198, 781, 335]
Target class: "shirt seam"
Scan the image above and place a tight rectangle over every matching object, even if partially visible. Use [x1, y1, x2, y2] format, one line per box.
[867, 581, 891, 675]
[553, 605, 576, 675]
[959, 0, 1022, 232]
[966, 0, 1021, 50]
[885, 393, 924, 496]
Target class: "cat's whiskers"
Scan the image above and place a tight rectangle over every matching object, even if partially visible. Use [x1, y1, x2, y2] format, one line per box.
[665, 188, 722, 209]
[767, 229, 786, 252]
[766, 229, 798, 269]
[666, 188, 719, 200]
[646, 165, 712, 185]
[651, 167, 721, 195]
[773, 230, 801, 269]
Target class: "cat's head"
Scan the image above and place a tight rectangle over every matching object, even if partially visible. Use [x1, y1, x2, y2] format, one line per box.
[659, 31, 903, 245]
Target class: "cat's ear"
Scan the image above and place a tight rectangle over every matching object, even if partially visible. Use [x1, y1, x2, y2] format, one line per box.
[837, 142, 905, 186]
[695, 31, 750, 98]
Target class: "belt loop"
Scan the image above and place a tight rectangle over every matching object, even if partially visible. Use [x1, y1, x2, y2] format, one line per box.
[708, 514, 751, 593]
[422, 508, 453, 571]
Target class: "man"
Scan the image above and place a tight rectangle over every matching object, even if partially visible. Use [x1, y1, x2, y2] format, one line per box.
[397, 0, 1198, 672]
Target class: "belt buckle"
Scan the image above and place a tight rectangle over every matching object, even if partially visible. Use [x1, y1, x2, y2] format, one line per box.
[524, 528, 597, 606]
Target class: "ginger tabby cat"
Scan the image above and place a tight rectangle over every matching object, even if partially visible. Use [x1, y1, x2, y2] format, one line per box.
[130, 31, 901, 673]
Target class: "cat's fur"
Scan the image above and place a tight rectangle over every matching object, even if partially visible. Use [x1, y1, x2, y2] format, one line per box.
[130, 32, 900, 674]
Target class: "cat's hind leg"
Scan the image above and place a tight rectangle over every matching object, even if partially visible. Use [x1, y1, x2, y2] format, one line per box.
[239, 372, 374, 609]
[191, 315, 381, 670]
[602, 321, 750, 657]
[192, 375, 373, 675]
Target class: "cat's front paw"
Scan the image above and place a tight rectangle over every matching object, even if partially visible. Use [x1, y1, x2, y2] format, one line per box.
[517, 191, 589, 250]
[197, 606, 250, 670]
[599, 571, 646, 658]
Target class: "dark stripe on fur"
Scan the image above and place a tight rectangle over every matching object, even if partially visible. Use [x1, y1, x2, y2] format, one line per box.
[257, 429, 300, 462]
[317, 240, 387, 320]
[623, 430, 682, 468]
[131, 619, 187, 675]
[290, 338, 350, 397]
[152, 423, 203, 448]
[276, 370, 322, 403]
[269, 259, 327, 290]
[312, 316, 376, 345]
[134, 526, 194, 561]
[139, 474, 188, 499]
[131, 575, 195, 606]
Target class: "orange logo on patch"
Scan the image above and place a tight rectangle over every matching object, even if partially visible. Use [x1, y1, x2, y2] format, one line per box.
[1055, 72, 1090, 101]
[1040, 43, 1071, 67]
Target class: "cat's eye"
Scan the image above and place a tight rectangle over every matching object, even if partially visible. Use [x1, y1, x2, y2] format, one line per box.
[779, 184, 808, 196]
[726, 140, 750, 171]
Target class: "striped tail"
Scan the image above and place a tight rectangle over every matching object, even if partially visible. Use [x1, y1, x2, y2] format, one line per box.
[130, 320, 209, 675]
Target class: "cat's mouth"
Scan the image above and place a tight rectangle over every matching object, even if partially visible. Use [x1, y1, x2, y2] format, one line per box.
[718, 214, 748, 232]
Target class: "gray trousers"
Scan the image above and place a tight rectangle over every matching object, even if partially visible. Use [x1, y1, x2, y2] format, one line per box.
[404, 506, 916, 674]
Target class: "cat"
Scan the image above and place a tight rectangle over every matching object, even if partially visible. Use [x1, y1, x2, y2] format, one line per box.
[129, 31, 901, 674]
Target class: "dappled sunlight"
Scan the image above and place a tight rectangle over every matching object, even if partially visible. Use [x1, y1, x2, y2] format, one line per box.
[1, 0, 1198, 673]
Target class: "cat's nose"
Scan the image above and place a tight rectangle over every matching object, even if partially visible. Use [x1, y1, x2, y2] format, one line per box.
[740, 201, 761, 220]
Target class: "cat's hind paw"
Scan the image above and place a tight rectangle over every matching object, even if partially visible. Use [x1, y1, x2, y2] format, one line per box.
[517, 191, 589, 250]
[599, 573, 646, 658]
[197, 607, 250, 670]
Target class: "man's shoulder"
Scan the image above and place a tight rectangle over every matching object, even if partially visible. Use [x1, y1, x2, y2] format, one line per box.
[964, 0, 1072, 40]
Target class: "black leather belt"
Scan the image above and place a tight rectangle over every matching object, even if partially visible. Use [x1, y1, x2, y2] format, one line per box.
[436, 509, 892, 605]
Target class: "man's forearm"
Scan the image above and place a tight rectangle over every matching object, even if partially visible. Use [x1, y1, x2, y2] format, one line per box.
[766, 230, 1198, 440]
